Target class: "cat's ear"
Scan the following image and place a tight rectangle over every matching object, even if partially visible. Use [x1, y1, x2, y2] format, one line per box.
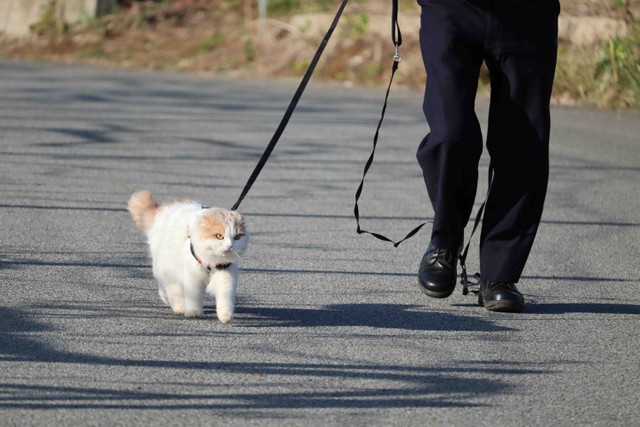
[189, 209, 205, 231]
[231, 211, 246, 232]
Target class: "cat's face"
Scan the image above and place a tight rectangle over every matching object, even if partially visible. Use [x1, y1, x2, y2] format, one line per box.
[195, 209, 248, 258]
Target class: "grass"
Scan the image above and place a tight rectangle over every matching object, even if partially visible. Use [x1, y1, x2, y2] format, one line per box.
[195, 34, 225, 55]
[267, 0, 337, 16]
[31, 1, 67, 35]
[265, 0, 640, 109]
[554, 2, 640, 109]
[78, 47, 109, 59]
[594, 22, 640, 109]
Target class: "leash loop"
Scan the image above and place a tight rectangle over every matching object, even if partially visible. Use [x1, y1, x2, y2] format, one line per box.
[391, 0, 402, 48]
[231, 0, 349, 211]
[353, 0, 433, 247]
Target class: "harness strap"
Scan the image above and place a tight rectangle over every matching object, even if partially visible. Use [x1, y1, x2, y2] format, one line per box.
[231, 0, 350, 211]
[190, 240, 232, 273]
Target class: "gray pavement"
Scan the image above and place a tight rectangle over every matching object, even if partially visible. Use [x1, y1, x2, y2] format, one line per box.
[0, 59, 639, 426]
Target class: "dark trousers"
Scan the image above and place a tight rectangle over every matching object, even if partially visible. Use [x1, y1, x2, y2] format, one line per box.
[416, 0, 560, 282]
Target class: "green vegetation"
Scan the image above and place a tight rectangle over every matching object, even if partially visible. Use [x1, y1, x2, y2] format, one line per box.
[554, 0, 640, 109]
[196, 34, 225, 55]
[267, 0, 337, 16]
[114, 0, 168, 29]
[31, 1, 68, 35]
[78, 47, 108, 58]
[243, 39, 256, 62]
[594, 21, 640, 109]
[344, 12, 370, 40]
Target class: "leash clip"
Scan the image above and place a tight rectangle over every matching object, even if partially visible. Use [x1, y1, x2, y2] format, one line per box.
[393, 44, 402, 63]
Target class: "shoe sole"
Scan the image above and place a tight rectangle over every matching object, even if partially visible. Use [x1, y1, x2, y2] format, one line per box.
[417, 280, 454, 299]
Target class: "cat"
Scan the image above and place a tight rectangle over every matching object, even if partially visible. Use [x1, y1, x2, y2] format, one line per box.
[127, 190, 249, 324]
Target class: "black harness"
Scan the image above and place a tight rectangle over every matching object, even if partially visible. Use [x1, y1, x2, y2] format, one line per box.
[189, 240, 232, 273]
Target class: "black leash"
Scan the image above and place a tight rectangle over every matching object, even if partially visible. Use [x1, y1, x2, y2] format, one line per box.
[353, 56, 431, 248]
[231, 0, 349, 212]
[354, 0, 431, 247]
[353, 0, 426, 247]
[460, 164, 493, 295]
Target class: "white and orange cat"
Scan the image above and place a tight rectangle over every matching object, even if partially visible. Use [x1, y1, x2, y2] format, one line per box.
[127, 191, 248, 324]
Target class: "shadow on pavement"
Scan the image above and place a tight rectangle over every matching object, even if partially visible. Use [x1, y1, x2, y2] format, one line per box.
[238, 303, 515, 332]
[0, 305, 540, 411]
[526, 303, 640, 315]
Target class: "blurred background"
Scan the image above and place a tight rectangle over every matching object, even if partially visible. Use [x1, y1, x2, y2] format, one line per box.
[0, 0, 638, 109]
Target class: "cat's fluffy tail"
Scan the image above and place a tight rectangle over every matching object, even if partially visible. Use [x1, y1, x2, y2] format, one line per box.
[128, 190, 159, 231]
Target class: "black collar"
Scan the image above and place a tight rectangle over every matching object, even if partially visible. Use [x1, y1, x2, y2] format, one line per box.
[189, 240, 232, 273]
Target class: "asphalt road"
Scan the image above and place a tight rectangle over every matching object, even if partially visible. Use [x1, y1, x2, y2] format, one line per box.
[1, 59, 639, 426]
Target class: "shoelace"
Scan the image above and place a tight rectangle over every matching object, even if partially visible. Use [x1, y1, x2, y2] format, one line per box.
[421, 248, 456, 270]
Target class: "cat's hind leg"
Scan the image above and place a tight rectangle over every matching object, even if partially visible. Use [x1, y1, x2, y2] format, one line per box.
[182, 274, 206, 318]
[154, 268, 184, 314]
[163, 281, 186, 315]
[158, 286, 169, 306]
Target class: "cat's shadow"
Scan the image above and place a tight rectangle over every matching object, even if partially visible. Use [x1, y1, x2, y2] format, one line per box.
[232, 303, 514, 332]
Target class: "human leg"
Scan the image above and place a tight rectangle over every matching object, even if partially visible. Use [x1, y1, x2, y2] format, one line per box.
[416, 0, 486, 298]
[480, 1, 559, 283]
[477, 0, 559, 311]
[416, 0, 486, 250]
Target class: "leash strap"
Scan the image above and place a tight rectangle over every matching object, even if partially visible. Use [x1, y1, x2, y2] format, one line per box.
[391, 0, 402, 48]
[353, 57, 431, 247]
[231, 0, 349, 211]
[460, 163, 494, 294]
[354, 0, 430, 247]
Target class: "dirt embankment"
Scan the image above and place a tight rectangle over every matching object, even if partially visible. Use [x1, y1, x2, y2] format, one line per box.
[0, 0, 638, 108]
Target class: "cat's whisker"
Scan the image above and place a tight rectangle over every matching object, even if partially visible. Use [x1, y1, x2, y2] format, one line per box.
[232, 252, 244, 263]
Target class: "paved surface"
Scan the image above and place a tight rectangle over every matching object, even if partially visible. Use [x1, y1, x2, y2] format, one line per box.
[1, 59, 639, 426]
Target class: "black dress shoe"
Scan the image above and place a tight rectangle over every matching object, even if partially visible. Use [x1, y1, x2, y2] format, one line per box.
[478, 280, 525, 313]
[417, 243, 460, 298]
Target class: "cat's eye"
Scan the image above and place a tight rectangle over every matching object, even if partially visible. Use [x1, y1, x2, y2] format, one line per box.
[215, 233, 224, 240]
[234, 234, 244, 241]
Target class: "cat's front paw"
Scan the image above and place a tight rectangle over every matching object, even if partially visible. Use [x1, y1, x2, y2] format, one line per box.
[171, 303, 185, 315]
[184, 309, 204, 318]
[217, 311, 233, 324]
